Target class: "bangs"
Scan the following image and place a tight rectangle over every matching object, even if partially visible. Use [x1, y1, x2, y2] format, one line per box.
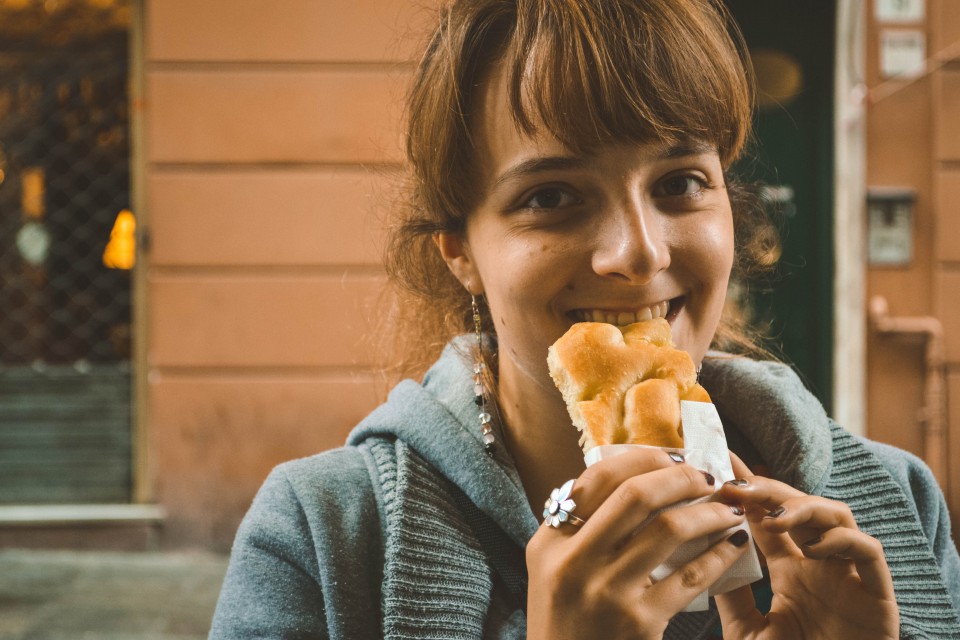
[504, 0, 753, 166]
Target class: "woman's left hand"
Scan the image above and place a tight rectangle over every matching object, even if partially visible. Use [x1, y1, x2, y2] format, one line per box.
[715, 459, 899, 640]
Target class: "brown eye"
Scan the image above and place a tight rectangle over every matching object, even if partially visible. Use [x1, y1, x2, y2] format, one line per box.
[524, 187, 578, 209]
[660, 175, 704, 197]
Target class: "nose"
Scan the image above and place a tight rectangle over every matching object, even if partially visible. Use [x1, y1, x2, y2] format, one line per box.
[591, 196, 670, 284]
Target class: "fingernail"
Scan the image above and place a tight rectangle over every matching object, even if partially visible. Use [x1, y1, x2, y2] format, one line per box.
[730, 504, 745, 516]
[765, 506, 786, 519]
[703, 471, 715, 486]
[803, 535, 823, 547]
[668, 452, 685, 464]
[725, 478, 748, 487]
[728, 530, 750, 547]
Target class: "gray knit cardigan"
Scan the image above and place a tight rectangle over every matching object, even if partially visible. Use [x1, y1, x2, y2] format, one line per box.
[209, 343, 960, 638]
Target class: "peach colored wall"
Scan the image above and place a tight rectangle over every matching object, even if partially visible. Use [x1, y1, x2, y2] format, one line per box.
[142, 0, 431, 548]
[141, 0, 960, 550]
[865, 0, 960, 538]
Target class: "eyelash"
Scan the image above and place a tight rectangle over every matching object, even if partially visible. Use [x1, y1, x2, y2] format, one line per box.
[517, 173, 713, 212]
[520, 186, 581, 210]
[655, 174, 712, 199]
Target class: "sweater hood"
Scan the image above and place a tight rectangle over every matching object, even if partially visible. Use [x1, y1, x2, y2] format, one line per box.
[700, 352, 834, 495]
[348, 338, 539, 547]
[348, 339, 836, 545]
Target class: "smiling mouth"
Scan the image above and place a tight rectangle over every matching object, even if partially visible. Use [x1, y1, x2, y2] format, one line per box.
[570, 297, 685, 326]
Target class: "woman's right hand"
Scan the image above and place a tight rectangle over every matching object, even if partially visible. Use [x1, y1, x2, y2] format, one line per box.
[525, 448, 749, 640]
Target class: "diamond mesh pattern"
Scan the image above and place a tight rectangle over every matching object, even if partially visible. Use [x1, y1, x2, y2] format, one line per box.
[0, 1, 132, 504]
[0, 4, 131, 366]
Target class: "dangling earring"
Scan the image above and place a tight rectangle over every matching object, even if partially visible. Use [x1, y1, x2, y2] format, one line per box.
[472, 295, 495, 456]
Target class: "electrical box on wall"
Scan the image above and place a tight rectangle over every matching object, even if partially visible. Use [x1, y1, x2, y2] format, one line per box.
[867, 187, 916, 266]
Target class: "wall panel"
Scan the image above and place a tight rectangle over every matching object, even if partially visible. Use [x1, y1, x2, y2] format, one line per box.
[933, 0, 960, 52]
[147, 71, 406, 164]
[148, 169, 395, 266]
[140, 0, 433, 549]
[937, 71, 960, 161]
[149, 275, 384, 368]
[936, 271, 960, 362]
[149, 375, 381, 547]
[936, 171, 960, 263]
[147, 0, 429, 63]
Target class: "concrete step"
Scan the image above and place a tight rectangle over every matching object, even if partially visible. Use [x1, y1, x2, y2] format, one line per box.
[0, 505, 164, 551]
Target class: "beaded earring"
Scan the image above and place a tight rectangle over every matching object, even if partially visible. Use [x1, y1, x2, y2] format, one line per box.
[472, 295, 495, 456]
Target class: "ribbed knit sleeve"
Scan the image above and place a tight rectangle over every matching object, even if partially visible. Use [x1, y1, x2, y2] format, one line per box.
[860, 438, 960, 615]
[369, 438, 494, 639]
[825, 426, 960, 639]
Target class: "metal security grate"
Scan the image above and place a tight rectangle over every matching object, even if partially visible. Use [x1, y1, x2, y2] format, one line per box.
[0, 0, 132, 504]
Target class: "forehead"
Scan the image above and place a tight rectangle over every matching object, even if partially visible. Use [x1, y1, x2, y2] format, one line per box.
[470, 62, 716, 184]
[470, 62, 552, 174]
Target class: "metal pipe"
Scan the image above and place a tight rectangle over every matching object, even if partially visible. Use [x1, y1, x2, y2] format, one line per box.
[868, 295, 947, 487]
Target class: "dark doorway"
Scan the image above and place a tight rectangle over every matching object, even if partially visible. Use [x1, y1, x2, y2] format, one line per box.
[727, 0, 837, 409]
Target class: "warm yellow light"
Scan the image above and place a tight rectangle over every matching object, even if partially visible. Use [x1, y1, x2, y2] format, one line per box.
[21, 167, 45, 218]
[103, 209, 136, 270]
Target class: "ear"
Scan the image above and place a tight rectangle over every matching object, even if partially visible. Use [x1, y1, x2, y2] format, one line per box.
[434, 232, 483, 295]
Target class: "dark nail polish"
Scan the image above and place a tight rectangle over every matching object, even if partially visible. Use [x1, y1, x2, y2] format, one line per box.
[765, 506, 786, 519]
[668, 452, 685, 464]
[803, 535, 823, 547]
[725, 478, 748, 487]
[703, 471, 715, 486]
[728, 530, 750, 547]
[730, 504, 745, 516]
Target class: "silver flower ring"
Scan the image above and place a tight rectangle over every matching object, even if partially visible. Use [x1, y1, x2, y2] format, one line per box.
[543, 479, 586, 529]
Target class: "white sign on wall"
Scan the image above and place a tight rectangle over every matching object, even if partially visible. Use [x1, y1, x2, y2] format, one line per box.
[880, 29, 926, 78]
[875, 0, 925, 23]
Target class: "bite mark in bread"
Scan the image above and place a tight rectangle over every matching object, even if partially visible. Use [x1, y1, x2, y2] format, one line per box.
[547, 318, 710, 453]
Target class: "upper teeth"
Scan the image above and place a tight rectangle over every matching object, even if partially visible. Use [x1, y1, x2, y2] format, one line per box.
[574, 301, 670, 325]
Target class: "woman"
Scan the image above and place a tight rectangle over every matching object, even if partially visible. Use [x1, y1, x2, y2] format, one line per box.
[209, 0, 960, 638]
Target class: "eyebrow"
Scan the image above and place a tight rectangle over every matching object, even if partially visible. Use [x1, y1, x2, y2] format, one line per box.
[659, 139, 717, 159]
[493, 140, 717, 188]
[493, 156, 588, 189]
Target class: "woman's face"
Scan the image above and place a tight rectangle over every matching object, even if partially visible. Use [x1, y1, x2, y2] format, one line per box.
[440, 65, 735, 396]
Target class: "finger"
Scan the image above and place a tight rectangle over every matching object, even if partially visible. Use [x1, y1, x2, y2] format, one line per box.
[760, 495, 858, 550]
[577, 464, 718, 547]
[717, 475, 807, 513]
[562, 447, 690, 522]
[761, 495, 858, 532]
[801, 528, 896, 600]
[611, 500, 747, 578]
[644, 529, 752, 613]
[715, 476, 809, 558]
[728, 451, 755, 479]
[715, 584, 766, 636]
[743, 516, 796, 560]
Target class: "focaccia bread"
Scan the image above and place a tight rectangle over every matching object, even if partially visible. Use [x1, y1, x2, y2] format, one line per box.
[547, 318, 710, 453]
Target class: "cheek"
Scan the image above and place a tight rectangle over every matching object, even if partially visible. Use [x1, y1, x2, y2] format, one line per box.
[675, 212, 735, 282]
[493, 237, 580, 290]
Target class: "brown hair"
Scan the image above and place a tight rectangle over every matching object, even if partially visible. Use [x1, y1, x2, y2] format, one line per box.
[382, 0, 777, 381]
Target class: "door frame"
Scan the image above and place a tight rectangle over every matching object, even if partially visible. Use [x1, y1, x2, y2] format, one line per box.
[832, 1, 867, 436]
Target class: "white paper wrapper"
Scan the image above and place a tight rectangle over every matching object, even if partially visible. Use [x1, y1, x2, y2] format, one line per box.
[583, 400, 763, 612]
